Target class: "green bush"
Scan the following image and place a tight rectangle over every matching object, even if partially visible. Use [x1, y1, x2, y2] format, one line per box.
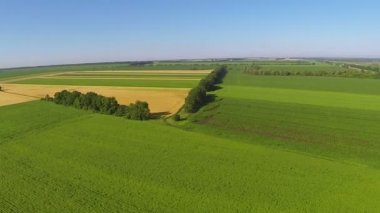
[126, 101, 150, 120]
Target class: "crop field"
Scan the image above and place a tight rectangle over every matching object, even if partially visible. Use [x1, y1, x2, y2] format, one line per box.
[0, 101, 379, 212]
[4, 70, 210, 87]
[0, 91, 36, 107]
[0, 69, 211, 114]
[1, 61, 380, 212]
[0, 84, 188, 114]
[189, 66, 380, 168]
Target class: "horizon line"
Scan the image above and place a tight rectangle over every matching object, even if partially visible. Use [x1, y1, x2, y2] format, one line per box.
[1, 56, 380, 70]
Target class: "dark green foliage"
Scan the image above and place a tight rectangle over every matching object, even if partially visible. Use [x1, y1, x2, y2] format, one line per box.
[126, 101, 150, 120]
[348, 64, 380, 72]
[47, 90, 150, 120]
[173, 114, 180, 121]
[199, 66, 228, 91]
[184, 66, 228, 113]
[41, 94, 54, 101]
[114, 105, 129, 117]
[184, 86, 207, 113]
[242, 62, 378, 77]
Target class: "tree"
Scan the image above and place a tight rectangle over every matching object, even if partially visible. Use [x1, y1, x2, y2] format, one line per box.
[114, 105, 129, 117]
[184, 86, 207, 113]
[126, 101, 150, 120]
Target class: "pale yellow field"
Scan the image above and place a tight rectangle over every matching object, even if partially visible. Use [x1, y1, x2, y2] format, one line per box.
[0, 92, 36, 107]
[40, 76, 201, 81]
[0, 84, 189, 114]
[76, 70, 213, 74]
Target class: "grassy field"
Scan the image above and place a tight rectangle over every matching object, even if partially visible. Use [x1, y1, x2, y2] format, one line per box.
[1, 61, 380, 212]
[224, 74, 380, 95]
[187, 66, 380, 168]
[0, 101, 379, 212]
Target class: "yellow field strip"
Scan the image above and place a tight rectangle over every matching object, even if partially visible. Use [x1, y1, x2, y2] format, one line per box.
[39, 76, 201, 81]
[0, 70, 211, 83]
[0, 84, 189, 115]
[0, 92, 37, 107]
[77, 70, 213, 74]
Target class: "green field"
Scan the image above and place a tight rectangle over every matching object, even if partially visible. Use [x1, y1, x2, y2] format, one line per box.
[1, 61, 380, 212]
[12, 78, 200, 88]
[2, 66, 210, 88]
[1, 101, 379, 212]
[187, 67, 380, 167]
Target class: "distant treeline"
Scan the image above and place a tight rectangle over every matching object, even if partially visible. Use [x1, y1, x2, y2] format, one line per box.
[184, 66, 228, 113]
[344, 64, 380, 72]
[243, 64, 376, 77]
[128, 61, 154, 66]
[43, 90, 150, 120]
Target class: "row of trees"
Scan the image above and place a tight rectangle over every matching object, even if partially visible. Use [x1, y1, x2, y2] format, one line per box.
[244, 69, 374, 77]
[243, 64, 375, 77]
[184, 66, 227, 113]
[346, 64, 380, 72]
[43, 90, 150, 120]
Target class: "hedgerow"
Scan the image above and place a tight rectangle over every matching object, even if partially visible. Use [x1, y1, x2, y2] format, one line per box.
[43, 90, 150, 120]
[242, 63, 379, 77]
[184, 66, 227, 113]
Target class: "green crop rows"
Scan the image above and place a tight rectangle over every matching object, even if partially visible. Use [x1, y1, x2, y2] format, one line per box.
[1, 60, 380, 212]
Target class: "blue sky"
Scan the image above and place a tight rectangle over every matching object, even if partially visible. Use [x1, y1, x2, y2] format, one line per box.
[0, 0, 379, 68]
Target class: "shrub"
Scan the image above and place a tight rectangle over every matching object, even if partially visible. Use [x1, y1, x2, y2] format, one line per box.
[126, 101, 150, 120]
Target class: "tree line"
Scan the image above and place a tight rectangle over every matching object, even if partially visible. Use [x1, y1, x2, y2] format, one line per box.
[184, 66, 227, 113]
[243, 64, 376, 77]
[345, 64, 380, 72]
[43, 90, 150, 120]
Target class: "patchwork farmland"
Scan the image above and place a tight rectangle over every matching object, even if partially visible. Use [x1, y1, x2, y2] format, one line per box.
[1, 60, 380, 212]
[0, 69, 211, 114]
